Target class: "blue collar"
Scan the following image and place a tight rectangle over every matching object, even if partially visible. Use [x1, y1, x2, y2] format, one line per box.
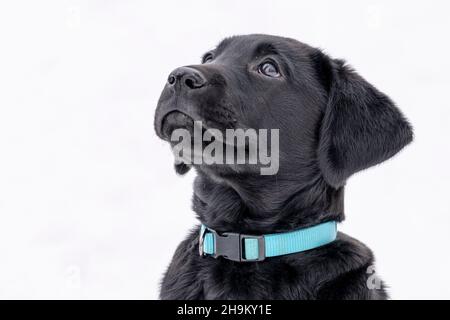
[199, 221, 337, 262]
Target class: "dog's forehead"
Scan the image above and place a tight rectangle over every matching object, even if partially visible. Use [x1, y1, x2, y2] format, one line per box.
[212, 34, 311, 60]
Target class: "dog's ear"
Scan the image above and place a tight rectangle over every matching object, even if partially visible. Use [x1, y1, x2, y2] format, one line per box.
[312, 53, 413, 188]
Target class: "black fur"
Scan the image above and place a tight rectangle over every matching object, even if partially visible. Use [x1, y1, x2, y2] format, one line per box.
[154, 34, 412, 300]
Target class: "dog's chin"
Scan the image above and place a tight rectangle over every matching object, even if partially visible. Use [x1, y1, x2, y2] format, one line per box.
[174, 162, 192, 175]
[175, 153, 263, 179]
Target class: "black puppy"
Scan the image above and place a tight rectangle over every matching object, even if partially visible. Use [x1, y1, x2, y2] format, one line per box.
[154, 34, 412, 300]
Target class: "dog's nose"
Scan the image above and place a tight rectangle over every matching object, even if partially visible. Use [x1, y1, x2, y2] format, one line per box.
[167, 67, 206, 90]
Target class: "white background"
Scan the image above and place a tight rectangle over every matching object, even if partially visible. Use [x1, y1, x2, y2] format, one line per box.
[0, 0, 449, 299]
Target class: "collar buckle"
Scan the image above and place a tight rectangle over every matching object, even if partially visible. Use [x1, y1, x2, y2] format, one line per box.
[201, 228, 265, 262]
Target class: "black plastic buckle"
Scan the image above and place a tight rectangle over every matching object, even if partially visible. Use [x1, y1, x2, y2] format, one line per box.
[200, 228, 265, 262]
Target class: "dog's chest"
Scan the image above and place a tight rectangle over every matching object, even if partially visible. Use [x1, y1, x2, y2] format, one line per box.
[201, 259, 316, 300]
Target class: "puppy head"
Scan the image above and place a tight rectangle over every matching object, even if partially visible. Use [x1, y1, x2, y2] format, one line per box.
[154, 34, 412, 188]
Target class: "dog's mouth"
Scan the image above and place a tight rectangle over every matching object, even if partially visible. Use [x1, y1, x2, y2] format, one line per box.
[159, 110, 205, 175]
[158, 109, 263, 176]
[160, 110, 198, 140]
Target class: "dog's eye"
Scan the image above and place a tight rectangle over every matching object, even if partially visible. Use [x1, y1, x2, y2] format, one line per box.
[258, 61, 280, 77]
[202, 53, 214, 64]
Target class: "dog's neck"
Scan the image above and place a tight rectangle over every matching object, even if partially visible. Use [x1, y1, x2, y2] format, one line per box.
[193, 170, 345, 234]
